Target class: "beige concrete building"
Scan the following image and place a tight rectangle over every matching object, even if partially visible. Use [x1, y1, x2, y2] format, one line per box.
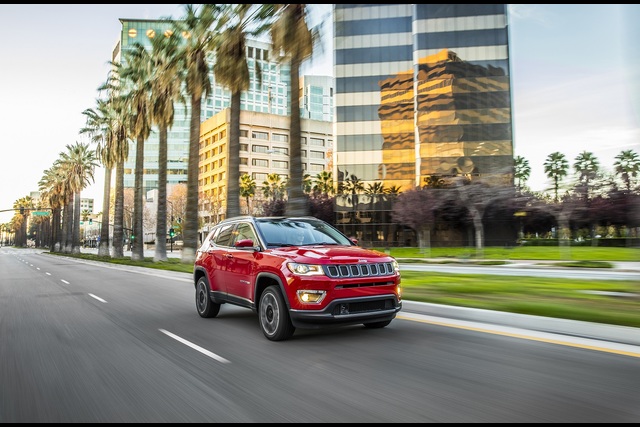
[198, 108, 333, 230]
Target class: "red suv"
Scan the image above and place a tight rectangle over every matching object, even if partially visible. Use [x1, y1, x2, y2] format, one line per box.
[194, 216, 402, 341]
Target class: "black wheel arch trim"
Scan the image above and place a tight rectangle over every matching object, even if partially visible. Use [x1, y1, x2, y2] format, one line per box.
[255, 271, 291, 311]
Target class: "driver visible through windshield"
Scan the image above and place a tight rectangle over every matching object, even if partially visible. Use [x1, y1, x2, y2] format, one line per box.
[256, 218, 354, 248]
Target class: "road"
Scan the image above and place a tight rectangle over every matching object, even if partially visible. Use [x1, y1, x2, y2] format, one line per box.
[1, 247, 639, 422]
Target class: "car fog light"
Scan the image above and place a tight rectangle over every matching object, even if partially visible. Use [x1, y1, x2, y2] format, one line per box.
[297, 290, 326, 304]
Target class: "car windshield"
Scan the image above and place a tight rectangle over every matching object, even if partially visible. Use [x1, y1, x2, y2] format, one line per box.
[256, 218, 354, 248]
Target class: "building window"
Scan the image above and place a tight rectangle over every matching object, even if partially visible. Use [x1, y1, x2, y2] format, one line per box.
[310, 137, 324, 146]
[252, 145, 269, 153]
[252, 131, 269, 141]
[252, 159, 269, 167]
[272, 160, 288, 169]
[272, 133, 289, 143]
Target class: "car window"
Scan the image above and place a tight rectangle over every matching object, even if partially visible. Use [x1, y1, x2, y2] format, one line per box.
[214, 223, 235, 247]
[232, 222, 258, 246]
[256, 218, 353, 247]
[200, 227, 220, 250]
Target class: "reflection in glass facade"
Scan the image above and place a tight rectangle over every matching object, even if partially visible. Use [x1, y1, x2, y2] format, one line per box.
[333, 4, 514, 245]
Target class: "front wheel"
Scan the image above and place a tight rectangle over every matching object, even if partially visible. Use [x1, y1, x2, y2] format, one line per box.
[259, 285, 295, 341]
[196, 276, 220, 318]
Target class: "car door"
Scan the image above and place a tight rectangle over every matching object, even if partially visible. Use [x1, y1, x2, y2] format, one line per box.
[225, 221, 259, 302]
[208, 222, 236, 295]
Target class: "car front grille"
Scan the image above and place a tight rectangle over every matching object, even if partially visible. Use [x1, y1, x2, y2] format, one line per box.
[323, 262, 395, 279]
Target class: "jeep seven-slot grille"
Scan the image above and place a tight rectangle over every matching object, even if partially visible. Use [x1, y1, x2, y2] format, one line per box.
[323, 262, 394, 278]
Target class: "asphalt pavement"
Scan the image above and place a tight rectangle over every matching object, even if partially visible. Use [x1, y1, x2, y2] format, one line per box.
[69, 245, 640, 347]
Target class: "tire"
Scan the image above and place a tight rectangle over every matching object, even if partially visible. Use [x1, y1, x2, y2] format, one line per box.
[196, 276, 220, 318]
[363, 319, 392, 329]
[259, 285, 295, 341]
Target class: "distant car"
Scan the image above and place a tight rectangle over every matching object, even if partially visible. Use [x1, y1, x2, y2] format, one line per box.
[193, 216, 402, 341]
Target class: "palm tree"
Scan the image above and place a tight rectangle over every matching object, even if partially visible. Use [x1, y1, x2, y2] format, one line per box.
[213, 4, 272, 219]
[13, 196, 34, 247]
[343, 173, 364, 224]
[120, 44, 154, 261]
[262, 173, 288, 202]
[80, 98, 118, 257]
[270, 4, 319, 217]
[543, 151, 569, 202]
[58, 142, 98, 254]
[613, 149, 640, 191]
[98, 65, 132, 258]
[172, 4, 225, 264]
[143, 31, 185, 262]
[312, 170, 334, 196]
[239, 173, 256, 215]
[573, 150, 599, 200]
[38, 165, 66, 252]
[302, 173, 313, 195]
[514, 155, 531, 193]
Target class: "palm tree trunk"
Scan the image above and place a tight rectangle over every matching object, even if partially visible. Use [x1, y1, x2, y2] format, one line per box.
[52, 207, 61, 252]
[182, 93, 202, 264]
[154, 125, 169, 262]
[286, 56, 308, 217]
[72, 191, 82, 254]
[98, 167, 112, 257]
[132, 134, 145, 261]
[112, 160, 125, 258]
[226, 91, 242, 218]
[64, 198, 74, 253]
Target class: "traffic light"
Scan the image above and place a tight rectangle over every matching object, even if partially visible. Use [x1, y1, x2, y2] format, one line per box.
[89, 218, 92, 225]
[169, 228, 175, 238]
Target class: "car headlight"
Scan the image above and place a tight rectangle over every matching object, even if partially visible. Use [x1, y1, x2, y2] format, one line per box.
[392, 260, 400, 272]
[287, 262, 325, 276]
[297, 290, 326, 304]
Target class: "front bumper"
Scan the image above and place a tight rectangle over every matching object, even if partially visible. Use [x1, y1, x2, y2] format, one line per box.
[289, 294, 402, 329]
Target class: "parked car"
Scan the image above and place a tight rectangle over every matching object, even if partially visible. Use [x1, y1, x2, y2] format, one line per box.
[193, 216, 402, 341]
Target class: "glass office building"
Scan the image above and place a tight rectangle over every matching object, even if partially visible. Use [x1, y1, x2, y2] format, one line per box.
[333, 4, 514, 244]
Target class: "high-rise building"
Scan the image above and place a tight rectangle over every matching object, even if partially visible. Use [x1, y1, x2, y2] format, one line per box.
[113, 19, 296, 195]
[112, 19, 334, 224]
[333, 4, 514, 244]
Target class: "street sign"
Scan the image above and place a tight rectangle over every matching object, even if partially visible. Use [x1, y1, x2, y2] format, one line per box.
[32, 211, 50, 216]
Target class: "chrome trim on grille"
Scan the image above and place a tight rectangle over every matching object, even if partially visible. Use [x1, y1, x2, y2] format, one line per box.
[323, 262, 394, 278]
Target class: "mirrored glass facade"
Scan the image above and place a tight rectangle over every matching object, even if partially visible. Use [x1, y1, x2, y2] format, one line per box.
[333, 4, 514, 244]
[334, 4, 513, 190]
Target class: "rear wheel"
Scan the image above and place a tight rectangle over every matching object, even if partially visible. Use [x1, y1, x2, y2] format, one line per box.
[196, 276, 220, 318]
[259, 285, 295, 341]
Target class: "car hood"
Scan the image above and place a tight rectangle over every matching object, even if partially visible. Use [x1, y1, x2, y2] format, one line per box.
[269, 245, 393, 264]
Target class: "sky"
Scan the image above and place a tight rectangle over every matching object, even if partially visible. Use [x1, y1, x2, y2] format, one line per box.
[1, 4, 639, 224]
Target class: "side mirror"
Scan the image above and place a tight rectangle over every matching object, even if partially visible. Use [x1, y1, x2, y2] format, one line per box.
[235, 239, 258, 250]
[349, 237, 358, 245]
